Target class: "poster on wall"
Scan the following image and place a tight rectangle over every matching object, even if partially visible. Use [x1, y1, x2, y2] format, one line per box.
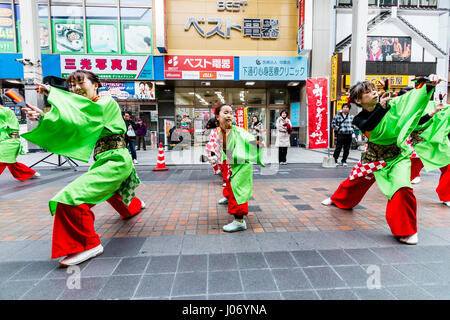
[290, 102, 300, 127]
[164, 55, 234, 80]
[98, 82, 135, 99]
[88, 23, 118, 54]
[61, 55, 153, 80]
[122, 23, 152, 54]
[53, 21, 84, 53]
[306, 78, 328, 149]
[0, 4, 15, 53]
[135, 81, 155, 99]
[367, 36, 411, 62]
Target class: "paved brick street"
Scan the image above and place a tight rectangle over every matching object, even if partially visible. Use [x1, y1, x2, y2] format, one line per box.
[1, 163, 449, 300]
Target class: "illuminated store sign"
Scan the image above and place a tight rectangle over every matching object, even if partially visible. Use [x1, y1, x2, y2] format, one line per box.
[185, 0, 279, 39]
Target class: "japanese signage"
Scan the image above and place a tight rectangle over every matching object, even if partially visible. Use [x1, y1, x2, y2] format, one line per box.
[240, 56, 307, 81]
[330, 53, 342, 102]
[297, 0, 312, 54]
[0, 4, 14, 53]
[344, 75, 410, 88]
[236, 107, 248, 130]
[185, 1, 279, 39]
[367, 36, 411, 62]
[307, 78, 329, 149]
[61, 55, 154, 80]
[99, 81, 155, 100]
[164, 55, 234, 80]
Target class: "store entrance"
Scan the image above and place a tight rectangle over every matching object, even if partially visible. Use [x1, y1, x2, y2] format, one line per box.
[268, 108, 285, 146]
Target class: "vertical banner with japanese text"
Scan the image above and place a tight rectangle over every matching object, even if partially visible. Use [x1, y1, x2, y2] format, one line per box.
[306, 78, 329, 149]
[235, 107, 248, 131]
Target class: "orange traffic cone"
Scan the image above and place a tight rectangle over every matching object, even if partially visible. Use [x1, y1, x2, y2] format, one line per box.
[153, 142, 169, 171]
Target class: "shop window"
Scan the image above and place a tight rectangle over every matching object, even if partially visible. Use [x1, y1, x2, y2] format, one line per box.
[175, 88, 195, 105]
[50, 0, 83, 2]
[51, 5, 84, 53]
[269, 89, 287, 105]
[175, 108, 194, 131]
[247, 107, 267, 142]
[195, 88, 225, 107]
[247, 89, 266, 105]
[120, 0, 152, 5]
[226, 88, 246, 106]
[419, 0, 437, 6]
[0, 3, 15, 53]
[399, 0, 419, 6]
[86, 6, 118, 54]
[120, 7, 152, 54]
[86, 0, 117, 4]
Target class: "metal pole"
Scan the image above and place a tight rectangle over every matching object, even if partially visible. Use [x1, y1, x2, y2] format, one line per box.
[350, 0, 368, 86]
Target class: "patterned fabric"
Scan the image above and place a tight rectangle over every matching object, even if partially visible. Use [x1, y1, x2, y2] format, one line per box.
[361, 141, 402, 164]
[93, 134, 126, 159]
[332, 113, 356, 135]
[408, 130, 425, 147]
[405, 135, 419, 159]
[118, 166, 141, 206]
[349, 144, 386, 180]
[205, 128, 222, 170]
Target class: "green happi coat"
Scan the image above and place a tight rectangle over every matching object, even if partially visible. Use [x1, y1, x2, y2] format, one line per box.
[413, 102, 450, 172]
[368, 85, 434, 199]
[21, 87, 139, 215]
[223, 125, 265, 205]
[0, 107, 24, 163]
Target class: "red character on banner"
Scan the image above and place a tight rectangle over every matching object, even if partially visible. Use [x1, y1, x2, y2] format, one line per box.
[80, 58, 92, 70]
[306, 78, 329, 149]
[126, 59, 138, 71]
[64, 59, 77, 70]
[111, 59, 123, 71]
[95, 59, 108, 70]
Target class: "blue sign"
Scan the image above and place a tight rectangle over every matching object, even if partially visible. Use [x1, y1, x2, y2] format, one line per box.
[290, 102, 300, 127]
[239, 56, 308, 81]
[99, 82, 135, 100]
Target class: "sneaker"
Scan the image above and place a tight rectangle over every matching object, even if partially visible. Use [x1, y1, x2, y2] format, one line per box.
[334, 160, 339, 167]
[31, 172, 41, 179]
[321, 197, 333, 206]
[399, 233, 418, 245]
[444, 201, 450, 207]
[223, 219, 247, 233]
[218, 197, 228, 205]
[141, 200, 146, 209]
[411, 177, 421, 184]
[341, 162, 348, 167]
[58, 244, 104, 267]
[133, 159, 138, 164]
[222, 182, 226, 187]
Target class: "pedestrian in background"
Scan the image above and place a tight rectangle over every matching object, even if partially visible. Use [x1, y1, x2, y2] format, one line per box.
[135, 118, 147, 151]
[123, 112, 138, 164]
[275, 110, 291, 165]
[331, 103, 356, 167]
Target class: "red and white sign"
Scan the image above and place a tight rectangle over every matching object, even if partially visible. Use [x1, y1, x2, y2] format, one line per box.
[235, 107, 248, 130]
[164, 55, 234, 80]
[306, 78, 329, 149]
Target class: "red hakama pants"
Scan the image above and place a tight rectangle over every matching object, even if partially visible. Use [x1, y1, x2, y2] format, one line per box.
[330, 175, 417, 237]
[51, 193, 142, 259]
[222, 161, 248, 216]
[411, 158, 450, 202]
[0, 162, 35, 181]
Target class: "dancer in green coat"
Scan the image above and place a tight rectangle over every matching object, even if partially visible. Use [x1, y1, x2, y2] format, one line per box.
[22, 70, 145, 266]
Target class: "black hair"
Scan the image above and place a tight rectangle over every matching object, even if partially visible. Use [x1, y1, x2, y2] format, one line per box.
[341, 103, 351, 110]
[214, 104, 232, 116]
[66, 70, 102, 93]
[280, 110, 288, 117]
[397, 86, 414, 97]
[349, 81, 376, 104]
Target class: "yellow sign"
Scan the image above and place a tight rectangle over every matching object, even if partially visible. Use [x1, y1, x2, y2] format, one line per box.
[345, 75, 410, 88]
[336, 96, 348, 112]
[330, 54, 339, 101]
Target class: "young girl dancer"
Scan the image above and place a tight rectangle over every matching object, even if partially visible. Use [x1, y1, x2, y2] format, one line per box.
[321, 74, 445, 245]
[214, 104, 264, 232]
[0, 97, 39, 181]
[22, 70, 145, 266]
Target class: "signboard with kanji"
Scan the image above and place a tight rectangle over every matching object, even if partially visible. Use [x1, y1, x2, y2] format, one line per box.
[164, 55, 234, 80]
[235, 107, 248, 130]
[239, 56, 307, 81]
[60, 55, 154, 80]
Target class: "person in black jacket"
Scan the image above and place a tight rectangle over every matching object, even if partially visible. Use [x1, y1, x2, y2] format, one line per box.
[123, 112, 138, 164]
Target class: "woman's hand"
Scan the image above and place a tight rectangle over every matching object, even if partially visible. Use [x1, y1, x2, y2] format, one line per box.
[22, 104, 44, 121]
[379, 92, 392, 109]
[428, 74, 446, 87]
[34, 81, 50, 96]
[429, 102, 445, 117]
